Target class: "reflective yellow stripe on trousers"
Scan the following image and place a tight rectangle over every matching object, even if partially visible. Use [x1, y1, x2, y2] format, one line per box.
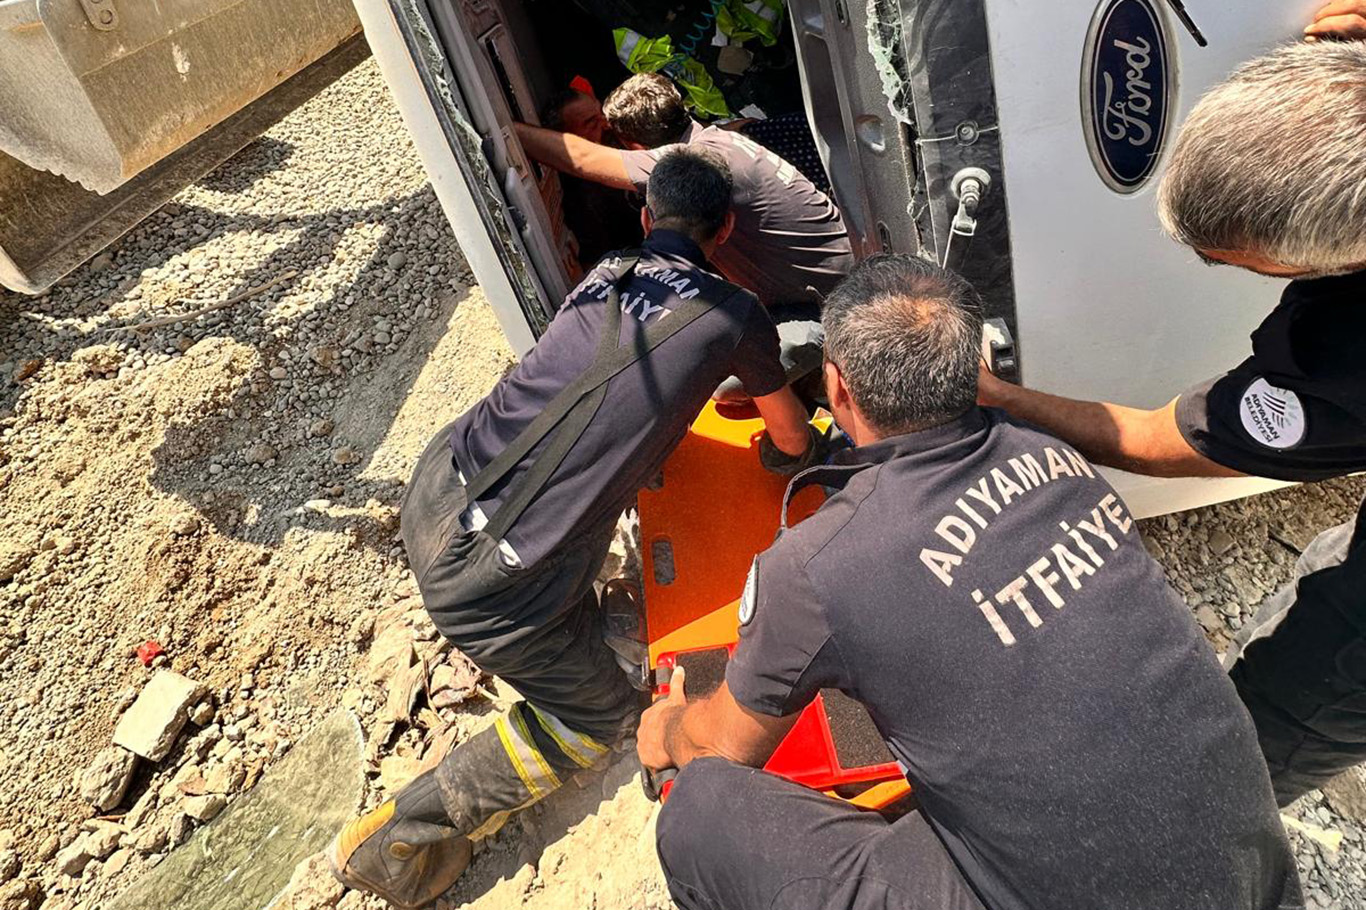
[531, 706, 609, 769]
[495, 712, 560, 800]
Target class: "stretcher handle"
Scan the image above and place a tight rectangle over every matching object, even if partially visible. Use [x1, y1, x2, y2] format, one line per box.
[641, 664, 680, 802]
[642, 766, 677, 803]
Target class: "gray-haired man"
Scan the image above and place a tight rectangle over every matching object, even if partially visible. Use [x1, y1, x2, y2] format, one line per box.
[638, 254, 1301, 910]
[980, 35, 1366, 804]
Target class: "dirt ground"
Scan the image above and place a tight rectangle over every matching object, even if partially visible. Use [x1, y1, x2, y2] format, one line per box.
[1, 53, 1363, 910]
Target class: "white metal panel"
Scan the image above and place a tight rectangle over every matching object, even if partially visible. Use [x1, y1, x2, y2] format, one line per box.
[353, 0, 538, 355]
[982, 0, 1320, 409]
[1099, 469, 1291, 521]
[981, 0, 1323, 514]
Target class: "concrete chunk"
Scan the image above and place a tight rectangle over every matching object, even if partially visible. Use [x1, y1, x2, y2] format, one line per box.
[113, 671, 208, 761]
[79, 746, 139, 811]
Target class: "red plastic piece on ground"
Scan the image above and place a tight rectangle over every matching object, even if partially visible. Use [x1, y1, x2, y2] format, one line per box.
[136, 640, 164, 667]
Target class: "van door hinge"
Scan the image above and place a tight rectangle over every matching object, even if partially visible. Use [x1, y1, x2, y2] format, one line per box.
[79, 0, 118, 31]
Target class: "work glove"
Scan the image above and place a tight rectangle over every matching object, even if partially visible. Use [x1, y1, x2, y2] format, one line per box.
[758, 423, 826, 477]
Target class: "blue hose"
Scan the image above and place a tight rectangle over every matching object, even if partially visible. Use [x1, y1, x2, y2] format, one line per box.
[679, 0, 726, 57]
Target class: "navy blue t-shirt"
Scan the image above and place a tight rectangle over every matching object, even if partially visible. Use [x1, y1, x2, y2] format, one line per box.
[449, 230, 786, 567]
[728, 408, 1303, 910]
[1176, 269, 1366, 482]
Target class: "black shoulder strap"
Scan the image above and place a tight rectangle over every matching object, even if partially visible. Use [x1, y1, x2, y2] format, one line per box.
[468, 258, 748, 540]
[463, 253, 638, 508]
[780, 462, 871, 530]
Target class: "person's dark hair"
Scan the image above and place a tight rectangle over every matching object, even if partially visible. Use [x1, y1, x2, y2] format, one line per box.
[823, 254, 983, 435]
[541, 88, 588, 131]
[645, 148, 733, 242]
[602, 73, 691, 147]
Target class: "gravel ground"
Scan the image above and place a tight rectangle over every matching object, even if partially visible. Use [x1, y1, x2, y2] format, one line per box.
[1143, 477, 1366, 909]
[1, 52, 1364, 910]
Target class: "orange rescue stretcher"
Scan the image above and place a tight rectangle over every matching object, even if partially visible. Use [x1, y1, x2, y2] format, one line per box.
[638, 402, 912, 810]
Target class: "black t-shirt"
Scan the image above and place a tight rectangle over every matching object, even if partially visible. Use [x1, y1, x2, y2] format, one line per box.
[449, 230, 786, 567]
[621, 123, 853, 308]
[728, 408, 1303, 910]
[1176, 269, 1366, 482]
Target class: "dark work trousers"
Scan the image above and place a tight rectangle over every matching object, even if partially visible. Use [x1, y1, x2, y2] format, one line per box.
[657, 758, 986, 910]
[399, 423, 638, 746]
[1227, 502, 1366, 805]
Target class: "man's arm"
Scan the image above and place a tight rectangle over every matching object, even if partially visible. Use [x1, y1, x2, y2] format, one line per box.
[1306, 0, 1366, 40]
[638, 668, 798, 772]
[753, 386, 813, 458]
[511, 122, 633, 190]
[978, 364, 1243, 478]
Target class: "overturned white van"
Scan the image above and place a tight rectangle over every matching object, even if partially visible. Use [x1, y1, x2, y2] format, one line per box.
[354, 0, 1322, 517]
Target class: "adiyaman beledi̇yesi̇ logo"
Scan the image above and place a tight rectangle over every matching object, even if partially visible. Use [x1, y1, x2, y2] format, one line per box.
[1240, 378, 1307, 450]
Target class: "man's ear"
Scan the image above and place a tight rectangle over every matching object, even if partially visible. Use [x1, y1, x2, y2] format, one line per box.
[714, 210, 737, 247]
[823, 359, 847, 411]
[641, 206, 654, 235]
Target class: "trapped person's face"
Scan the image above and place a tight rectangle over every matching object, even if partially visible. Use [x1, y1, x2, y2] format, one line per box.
[562, 95, 608, 144]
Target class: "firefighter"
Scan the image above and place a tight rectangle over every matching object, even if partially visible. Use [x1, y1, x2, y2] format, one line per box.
[328, 148, 820, 908]
[513, 73, 854, 401]
[637, 254, 1303, 910]
[978, 34, 1366, 806]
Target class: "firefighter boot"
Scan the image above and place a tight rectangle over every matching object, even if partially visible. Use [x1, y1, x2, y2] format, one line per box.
[327, 768, 473, 909]
[330, 703, 608, 906]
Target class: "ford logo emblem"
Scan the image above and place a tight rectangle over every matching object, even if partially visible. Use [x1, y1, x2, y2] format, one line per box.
[1082, 0, 1177, 193]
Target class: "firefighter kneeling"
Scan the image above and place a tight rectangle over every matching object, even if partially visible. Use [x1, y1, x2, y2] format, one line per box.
[327, 148, 815, 908]
[637, 255, 1304, 910]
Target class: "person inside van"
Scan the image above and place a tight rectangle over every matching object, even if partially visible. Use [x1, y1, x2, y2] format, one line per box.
[541, 87, 644, 269]
[514, 73, 854, 402]
[979, 29, 1366, 807]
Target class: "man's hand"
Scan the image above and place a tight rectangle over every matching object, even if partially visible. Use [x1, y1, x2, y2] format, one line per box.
[637, 667, 688, 773]
[1306, 0, 1366, 40]
[752, 385, 815, 464]
[759, 424, 825, 477]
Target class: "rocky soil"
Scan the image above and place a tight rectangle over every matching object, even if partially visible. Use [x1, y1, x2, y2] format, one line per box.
[0, 52, 1363, 910]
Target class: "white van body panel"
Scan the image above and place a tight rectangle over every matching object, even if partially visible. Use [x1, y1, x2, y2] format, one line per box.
[353, 0, 539, 355]
[355, 0, 1326, 519]
[984, 1, 1320, 406]
[977, 0, 1322, 515]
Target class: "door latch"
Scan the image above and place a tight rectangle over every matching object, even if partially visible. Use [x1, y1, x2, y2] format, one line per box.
[982, 317, 1018, 382]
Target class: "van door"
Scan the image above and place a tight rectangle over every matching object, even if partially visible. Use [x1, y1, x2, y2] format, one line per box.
[788, 0, 1321, 515]
[354, 0, 571, 356]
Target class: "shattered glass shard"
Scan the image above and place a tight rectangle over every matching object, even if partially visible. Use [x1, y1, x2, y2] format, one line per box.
[106, 710, 364, 910]
[865, 0, 914, 125]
